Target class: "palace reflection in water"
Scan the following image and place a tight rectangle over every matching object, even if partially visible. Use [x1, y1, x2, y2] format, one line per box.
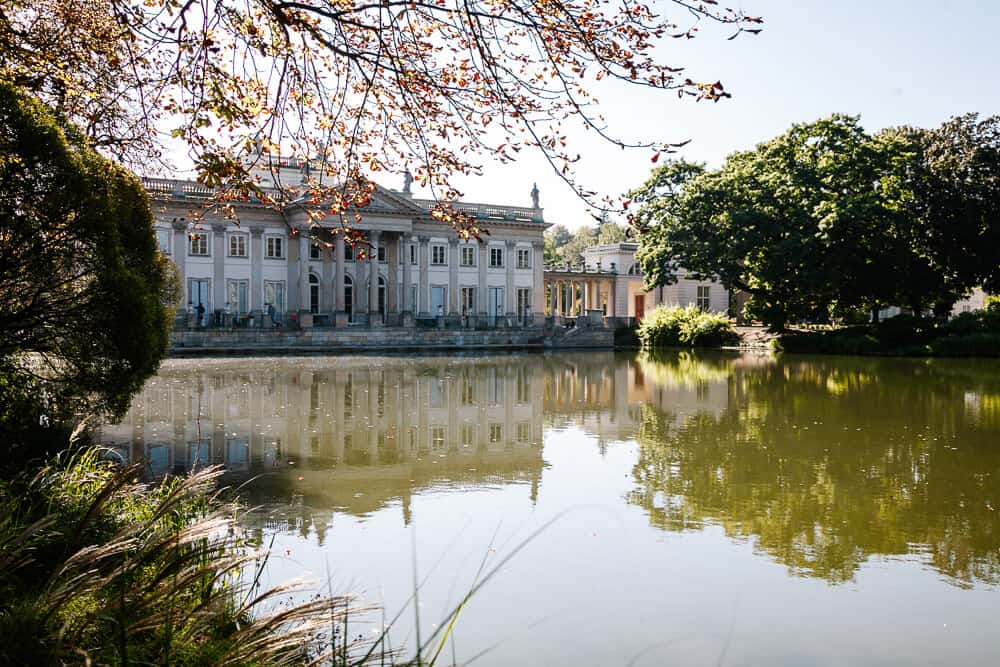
[100, 351, 1000, 587]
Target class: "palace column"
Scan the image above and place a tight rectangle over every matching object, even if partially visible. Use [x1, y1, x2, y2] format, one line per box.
[250, 225, 263, 313]
[334, 235, 347, 327]
[355, 241, 367, 320]
[321, 235, 334, 320]
[569, 280, 578, 317]
[477, 241, 488, 322]
[401, 235, 413, 326]
[286, 229, 300, 313]
[504, 240, 516, 321]
[387, 232, 399, 325]
[298, 234, 310, 317]
[212, 222, 226, 315]
[417, 235, 430, 317]
[369, 230, 382, 327]
[608, 277, 617, 319]
[171, 220, 189, 325]
[448, 237, 459, 321]
[532, 240, 544, 324]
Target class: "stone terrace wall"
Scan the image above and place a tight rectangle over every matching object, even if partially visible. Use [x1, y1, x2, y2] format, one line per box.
[171, 326, 613, 354]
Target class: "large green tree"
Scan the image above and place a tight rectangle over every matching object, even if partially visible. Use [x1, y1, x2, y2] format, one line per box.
[631, 114, 1000, 329]
[0, 82, 175, 444]
[631, 116, 903, 329]
[882, 115, 1000, 315]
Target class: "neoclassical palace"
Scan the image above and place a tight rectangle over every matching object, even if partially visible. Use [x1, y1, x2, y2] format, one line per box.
[148, 168, 547, 329]
[147, 162, 730, 335]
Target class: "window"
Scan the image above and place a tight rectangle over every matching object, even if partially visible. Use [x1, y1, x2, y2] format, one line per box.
[489, 247, 503, 268]
[410, 244, 417, 265]
[696, 285, 711, 311]
[310, 243, 322, 260]
[517, 288, 531, 322]
[460, 376, 475, 405]
[265, 235, 284, 258]
[517, 248, 530, 269]
[263, 280, 285, 313]
[229, 233, 247, 257]
[189, 232, 209, 256]
[431, 426, 446, 450]
[227, 279, 249, 313]
[156, 229, 171, 254]
[431, 244, 446, 265]
[377, 245, 387, 263]
[461, 246, 476, 267]
[460, 287, 476, 316]
[489, 423, 503, 444]
[461, 424, 475, 447]
[516, 422, 531, 443]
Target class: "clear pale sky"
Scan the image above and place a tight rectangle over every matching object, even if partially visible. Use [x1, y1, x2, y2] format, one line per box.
[430, 0, 1000, 230]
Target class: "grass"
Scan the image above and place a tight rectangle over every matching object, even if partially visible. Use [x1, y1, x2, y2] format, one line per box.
[0, 440, 368, 666]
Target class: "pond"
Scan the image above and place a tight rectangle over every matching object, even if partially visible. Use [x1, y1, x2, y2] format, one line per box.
[98, 351, 1000, 665]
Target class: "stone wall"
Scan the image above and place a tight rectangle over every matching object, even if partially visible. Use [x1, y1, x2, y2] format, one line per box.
[171, 325, 613, 354]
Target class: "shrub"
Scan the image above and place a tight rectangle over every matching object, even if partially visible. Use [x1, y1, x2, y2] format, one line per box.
[929, 333, 1000, 357]
[637, 305, 737, 348]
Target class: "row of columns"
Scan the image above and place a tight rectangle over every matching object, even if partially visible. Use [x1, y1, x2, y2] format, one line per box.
[545, 276, 617, 318]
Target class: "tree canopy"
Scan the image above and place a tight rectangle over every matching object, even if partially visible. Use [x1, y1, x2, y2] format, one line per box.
[630, 114, 1000, 328]
[1, 0, 760, 235]
[0, 81, 175, 442]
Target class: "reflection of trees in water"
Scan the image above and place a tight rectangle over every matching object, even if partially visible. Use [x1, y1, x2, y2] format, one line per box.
[629, 355, 1000, 586]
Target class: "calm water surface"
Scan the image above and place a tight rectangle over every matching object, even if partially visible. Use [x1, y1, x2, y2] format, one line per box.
[100, 351, 1000, 665]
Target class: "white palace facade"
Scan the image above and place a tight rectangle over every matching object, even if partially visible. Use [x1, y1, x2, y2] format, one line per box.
[148, 167, 548, 329]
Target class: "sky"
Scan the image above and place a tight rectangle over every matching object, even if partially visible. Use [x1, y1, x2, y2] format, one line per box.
[422, 0, 1000, 230]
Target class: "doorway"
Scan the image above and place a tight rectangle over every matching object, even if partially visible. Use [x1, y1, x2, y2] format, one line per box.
[488, 287, 504, 326]
[634, 294, 645, 321]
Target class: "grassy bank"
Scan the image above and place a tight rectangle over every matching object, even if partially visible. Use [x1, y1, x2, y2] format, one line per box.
[777, 310, 1000, 357]
[0, 444, 363, 666]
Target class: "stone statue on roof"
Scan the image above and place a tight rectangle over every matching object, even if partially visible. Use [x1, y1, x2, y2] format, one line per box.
[531, 182, 540, 208]
[402, 168, 413, 194]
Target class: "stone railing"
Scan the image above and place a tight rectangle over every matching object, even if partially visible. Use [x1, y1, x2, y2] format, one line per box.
[141, 177, 219, 198]
[543, 263, 618, 274]
[414, 199, 544, 223]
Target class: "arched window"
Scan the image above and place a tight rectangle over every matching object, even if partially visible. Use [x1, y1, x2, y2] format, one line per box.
[344, 274, 354, 322]
[308, 273, 320, 314]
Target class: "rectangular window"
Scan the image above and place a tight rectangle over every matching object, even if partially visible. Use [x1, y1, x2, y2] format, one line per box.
[310, 243, 322, 260]
[461, 246, 476, 267]
[517, 288, 531, 322]
[156, 229, 171, 254]
[410, 244, 417, 265]
[431, 426, 446, 450]
[460, 376, 475, 405]
[489, 423, 503, 444]
[264, 280, 285, 313]
[229, 233, 247, 257]
[431, 244, 447, 265]
[460, 287, 476, 316]
[410, 285, 417, 312]
[265, 236, 284, 258]
[696, 285, 711, 311]
[489, 247, 503, 268]
[517, 248, 530, 269]
[377, 245, 387, 263]
[461, 424, 475, 447]
[189, 232, 209, 256]
[516, 422, 530, 443]
[227, 279, 249, 314]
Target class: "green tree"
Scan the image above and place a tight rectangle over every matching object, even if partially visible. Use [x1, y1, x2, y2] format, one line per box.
[543, 224, 573, 264]
[0, 82, 175, 446]
[882, 115, 1000, 315]
[632, 116, 915, 329]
